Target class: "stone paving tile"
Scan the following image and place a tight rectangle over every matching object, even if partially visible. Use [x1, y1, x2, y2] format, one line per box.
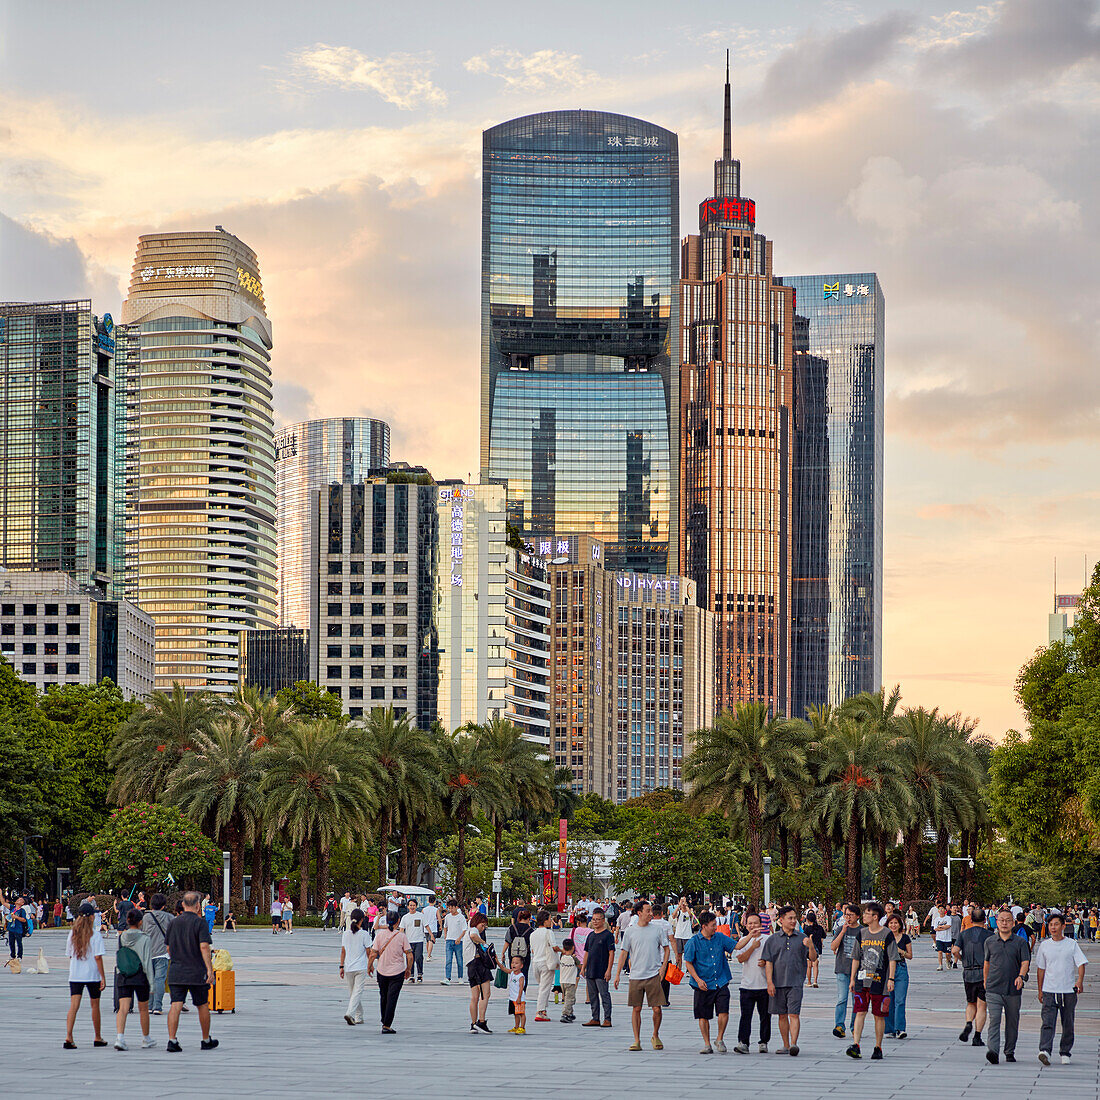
[2, 927, 1097, 1095]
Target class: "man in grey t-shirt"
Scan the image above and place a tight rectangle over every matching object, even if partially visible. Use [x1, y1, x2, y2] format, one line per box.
[830, 903, 861, 1037]
[614, 901, 670, 1051]
[982, 908, 1031, 1064]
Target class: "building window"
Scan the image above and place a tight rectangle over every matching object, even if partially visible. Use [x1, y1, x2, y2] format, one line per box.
[394, 560, 408, 575]
[327, 645, 342, 658]
[350, 561, 364, 575]
[66, 624, 80, 635]
[393, 665, 407, 678]
[349, 623, 364, 637]
[393, 686, 408, 700]
[351, 483, 365, 554]
[23, 605, 36, 616]
[371, 686, 385, 700]
[394, 582, 408, 596]
[65, 663, 79, 675]
[350, 582, 363, 596]
[328, 561, 342, 575]
[327, 583, 343, 595]
[44, 604, 58, 616]
[372, 603, 385, 616]
[328, 603, 342, 617]
[22, 662, 35, 674]
[394, 603, 408, 617]
[350, 603, 364, 617]
[44, 643, 57, 656]
[349, 645, 363, 658]
[372, 561, 386, 575]
[44, 623, 58, 636]
[23, 644, 36, 655]
[349, 686, 363, 700]
[44, 663, 58, 675]
[349, 666, 363, 679]
[393, 624, 408, 638]
[328, 484, 343, 553]
[0, 604, 13, 615]
[327, 665, 342, 679]
[372, 582, 386, 596]
[371, 665, 385, 679]
[394, 483, 408, 554]
[67, 603, 81, 616]
[371, 645, 385, 658]
[0, 624, 12, 636]
[23, 624, 36, 636]
[371, 624, 385, 637]
[393, 645, 407, 658]
[348, 707, 363, 719]
[327, 624, 343, 637]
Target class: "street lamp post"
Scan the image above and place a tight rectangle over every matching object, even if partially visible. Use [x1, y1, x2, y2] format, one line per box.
[945, 856, 973, 904]
[763, 855, 773, 908]
[22, 834, 42, 895]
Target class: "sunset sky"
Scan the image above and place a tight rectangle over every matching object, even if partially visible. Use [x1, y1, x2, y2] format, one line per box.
[1, 0, 1097, 738]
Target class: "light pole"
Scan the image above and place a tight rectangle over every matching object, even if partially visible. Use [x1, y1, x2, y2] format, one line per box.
[22, 834, 42, 895]
[763, 855, 772, 908]
[945, 856, 973, 903]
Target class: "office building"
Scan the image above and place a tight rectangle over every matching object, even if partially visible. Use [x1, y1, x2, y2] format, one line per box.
[275, 417, 391, 629]
[679, 62, 795, 714]
[0, 569, 155, 698]
[238, 626, 308, 695]
[435, 482, 551, 743]
[783, 274, 884, 715]
[0, 300, 127, 597]
[312, 477, 438, 725]
[534, 534, 714, 801]
[481, 111, 679, 574]
[121, 229, 277, 692]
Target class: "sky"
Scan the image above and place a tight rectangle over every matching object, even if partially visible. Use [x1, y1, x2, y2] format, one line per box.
[1, 0, 1097, 738]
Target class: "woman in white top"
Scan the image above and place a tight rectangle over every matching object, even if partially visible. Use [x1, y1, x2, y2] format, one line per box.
[64, 902, 108, 1049]
[339, 908, 371, 1025]
[282, 898, 294, 933]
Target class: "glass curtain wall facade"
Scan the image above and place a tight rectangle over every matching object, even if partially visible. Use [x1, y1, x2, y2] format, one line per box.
[784, 274, 884, 716]
[0, 301, 125, 596]
[122, 230, 277, 691]
[275, 417, 390, 628]
[481, 111, 679, 574]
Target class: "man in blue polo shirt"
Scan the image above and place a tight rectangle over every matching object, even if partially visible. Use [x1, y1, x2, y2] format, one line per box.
[682, 911, 737, 1054]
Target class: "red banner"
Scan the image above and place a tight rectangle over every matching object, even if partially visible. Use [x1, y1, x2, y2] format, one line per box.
[556, 818, 568, 913]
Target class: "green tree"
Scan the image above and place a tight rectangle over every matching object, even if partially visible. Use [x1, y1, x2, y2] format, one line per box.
[684, 704, 809, 906]
[275, 680, 343, 721]
[79, 802, 219, 891]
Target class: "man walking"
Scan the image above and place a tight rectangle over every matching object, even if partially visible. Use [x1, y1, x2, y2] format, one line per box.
[845, 902, 898, 1061]
[733, 910, 770, 1054]
[933, 906, 954, 970]
[140, 893, 173, 1015]
[682, 911, 736, 1054]
[339, 891, 355, 932]
[165, 891, 218, 1052]
[1034, 911, 1087, 1066]
[441, 898, 467, 985]
[422, 896, 440, 962]
[761, 905, 816, 1056]
[614, 900, 670, 1051]
[581, 907, 615, 1028]
[7, 896, 28, 960]
[954, 907, 991, 1048]
[983, 907, 1031, 1065]
[830, 904, 861, 1038]
[399, 898, 427, 982]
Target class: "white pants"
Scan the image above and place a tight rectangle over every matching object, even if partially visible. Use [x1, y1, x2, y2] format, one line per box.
[345, 969, 367, 1021]
[535, 965, 557, 1015]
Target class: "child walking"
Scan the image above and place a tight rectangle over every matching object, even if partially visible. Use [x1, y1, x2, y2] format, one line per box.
[507, 955, 527, 1034]
[559, 938, 579, 1022]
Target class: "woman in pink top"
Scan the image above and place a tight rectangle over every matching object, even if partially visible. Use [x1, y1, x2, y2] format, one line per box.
[367, 916, 413, 1034]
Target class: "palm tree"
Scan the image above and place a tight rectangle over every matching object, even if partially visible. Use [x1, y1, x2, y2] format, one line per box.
[163, 716, 265, 902]
[359, 707, 437, 886]
[261, 719, 380, 913]
[436, 728, 505, 904]
[109, 683, 221, 803]
[548, 763, 582, 822]
[683, 703, 809, 906]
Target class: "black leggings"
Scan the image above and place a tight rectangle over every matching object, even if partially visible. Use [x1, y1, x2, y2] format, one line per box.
[377, 973, 404, 1028]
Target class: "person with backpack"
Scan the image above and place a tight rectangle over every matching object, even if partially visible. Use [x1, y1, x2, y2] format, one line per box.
[140, 893, 174, 1015]
[114, 908, 156, 1050]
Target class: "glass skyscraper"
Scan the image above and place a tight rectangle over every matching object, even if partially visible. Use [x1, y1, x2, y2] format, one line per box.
[480, 110, 679, 574]
[0, 300, 126, 596]
[122, 229, 277, 692]
[784, 274, 884, 716]
[274, 417, 390, 628]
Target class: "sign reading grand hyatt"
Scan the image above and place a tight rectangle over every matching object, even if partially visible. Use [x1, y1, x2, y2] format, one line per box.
[699, 196, 756, 227]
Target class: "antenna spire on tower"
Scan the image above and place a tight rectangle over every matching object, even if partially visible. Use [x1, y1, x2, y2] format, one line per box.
[723, 49, 732, 161]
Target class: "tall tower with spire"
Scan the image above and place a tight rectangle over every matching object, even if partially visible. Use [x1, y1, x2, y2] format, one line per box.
[678, 58, 795, 715]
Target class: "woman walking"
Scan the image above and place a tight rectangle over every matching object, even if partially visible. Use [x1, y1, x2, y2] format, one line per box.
[64, 902, 108, 1049]
[464, 912, 494, 1034]
[114, 908, 156, 1049]
[672, 898, 695, 967]
[367, 915, 412, 1034]
[340, 908, 371, 1026]
[802, 910, 825, 987]
[884, 912, 912, 1039]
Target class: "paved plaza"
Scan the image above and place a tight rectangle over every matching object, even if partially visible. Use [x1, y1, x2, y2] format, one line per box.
[3, 926, 1099, 1096]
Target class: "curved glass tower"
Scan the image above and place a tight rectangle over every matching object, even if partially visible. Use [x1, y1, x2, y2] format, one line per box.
[122, 229, 277, 691]
[481, 110, 679, 574]
[274, 417, 390, 628]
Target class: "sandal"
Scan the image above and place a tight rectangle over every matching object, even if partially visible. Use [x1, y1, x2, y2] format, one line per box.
[93, 1039, 108, 1047]
[63, 1040, 77, 1049]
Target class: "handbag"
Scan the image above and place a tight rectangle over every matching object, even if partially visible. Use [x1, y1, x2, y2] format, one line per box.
[665, 962, 684, 985]
[494, 966, 508, 989]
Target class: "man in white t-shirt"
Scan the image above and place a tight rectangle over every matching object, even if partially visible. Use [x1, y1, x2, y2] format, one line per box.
[339, 892, 356, 932]
[421, 898, 440, 961]
[733, 910, 771, 1054]
[399, 899, 427, 982]
[1034, 911, 1087, 1065]
[441, 899, 467, 985]
[933, 910, 953, 970]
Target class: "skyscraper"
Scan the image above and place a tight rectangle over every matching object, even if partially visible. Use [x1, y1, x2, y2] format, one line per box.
[679, 60, 795, 715]
[481, 111, 679, 574]
[784, 274, 884, 715]
[122, 229, 277, 691]
[274, 417, 390, 628]
[0, 300, 127, 596]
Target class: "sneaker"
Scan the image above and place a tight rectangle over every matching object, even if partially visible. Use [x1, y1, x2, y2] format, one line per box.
[515, 1027, 525, 1034]
[832, 1025, 846, 1038]
[151, 1010, 162, 1016]
[166, 1040, 182, 1053]
[201, 1039, 219, 1051]
[937, 965, 943, 971]
[758, 1042, 768, 1053]
[960, 1022, 973, 1042]
[972, 1033, 984, 1047]
[476, 1020, 492, 1034]
[715, 1039, 727, 1053]
[733, 1043, 750, 1054]
[896, 1031, 907, 1039]
[846, 1043, 861, 1059]
[1039, 1051, 1051, 1065]
[1062, 1055, 1072, 1065]
[344, 1015, 356, 1026]
[629, 1041, 643, 1051]
[774, 1047, 790, 1055]
[1005, 1052, 1015, 1062]
[986, 1051, 999, 1065]
[470, 1024, 479, 1034]
[789, 1045, 799, 1057]
[381, 1026, 396, 1034]
[884, 1031, 896, 1039]
[871, 1047, 883, 1060]
[700, 1045, 714, 1054]
[114, 1036, 128, 1051]
[582, 1020, 601, 1027]
[141, 1037, 156, 1050]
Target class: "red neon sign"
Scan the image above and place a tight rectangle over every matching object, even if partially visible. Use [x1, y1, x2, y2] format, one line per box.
[699, 196, 756, 227]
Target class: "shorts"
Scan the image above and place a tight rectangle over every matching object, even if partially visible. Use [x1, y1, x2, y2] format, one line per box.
[853, 989, 890, 1017]
[692, 985, 731, 1020]
[467, 960, 492, 987]
[769, 984, 804, 1016]
[169, 983, 210, 1007]
[271, 915, 281, 926]
[935, 939, 952, 952]
[673, 936, 688, 955]
[509, 999, 525, 1015]
[964, 980, 986, 1004]
[117, 975, 151, 1003]
[627, 975, 664, 1008]
[69, 980, 102, 999]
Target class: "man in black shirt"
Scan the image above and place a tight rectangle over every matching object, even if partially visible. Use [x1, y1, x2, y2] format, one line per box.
[165, 891, 218, 1052]
[983, 908, 1031, 1065]
[954, 907, 991, 1047]
[580, 907, 616, 1027]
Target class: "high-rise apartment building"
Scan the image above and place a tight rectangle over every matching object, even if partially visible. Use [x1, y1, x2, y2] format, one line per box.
[0, 300, 127, 597]
[783, 274, 884, 715]
[275, 417, 390, 628]
[122, 229, 277, 691]
[679, 65, 795, 714]
[481, 111, 679, 574]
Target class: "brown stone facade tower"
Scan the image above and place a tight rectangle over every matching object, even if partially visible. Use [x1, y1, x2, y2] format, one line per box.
[678, 56, 794, 715]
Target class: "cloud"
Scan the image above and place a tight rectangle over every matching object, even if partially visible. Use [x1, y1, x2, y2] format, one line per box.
[291, 45, 447, 109]
[847, 156, 926, 244]
[464, 49, 598, 91]
[0, 213, 117, 305]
